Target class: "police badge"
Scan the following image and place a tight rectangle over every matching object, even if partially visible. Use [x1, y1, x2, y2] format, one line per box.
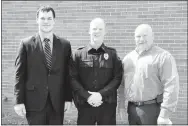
[104, 53, 109, 60]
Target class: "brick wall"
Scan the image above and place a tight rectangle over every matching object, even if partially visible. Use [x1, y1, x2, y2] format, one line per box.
[2, 1, 187, 124]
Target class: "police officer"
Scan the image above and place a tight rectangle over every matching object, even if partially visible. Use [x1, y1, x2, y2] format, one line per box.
[69, 18, 122, 125]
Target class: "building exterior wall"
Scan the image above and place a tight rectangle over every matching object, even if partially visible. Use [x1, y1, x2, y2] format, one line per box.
[2, 1, 187, 124]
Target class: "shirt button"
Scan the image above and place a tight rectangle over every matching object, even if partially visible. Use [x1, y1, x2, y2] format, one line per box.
[94, 72, 97, 76]
[93, 80, 97, 84]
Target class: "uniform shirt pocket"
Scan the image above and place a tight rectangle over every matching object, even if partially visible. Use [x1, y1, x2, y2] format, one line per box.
[100, 59, 113, 78]
[79, 60, 93, 68]
[99, 59, 113, 68]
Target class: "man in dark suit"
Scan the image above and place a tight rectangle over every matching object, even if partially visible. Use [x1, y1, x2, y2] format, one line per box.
[14, 5, 72, 125]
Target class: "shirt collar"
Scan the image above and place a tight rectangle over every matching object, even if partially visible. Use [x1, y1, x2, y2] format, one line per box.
[87, 43, 107, 53]
[39, 33, 53, 43]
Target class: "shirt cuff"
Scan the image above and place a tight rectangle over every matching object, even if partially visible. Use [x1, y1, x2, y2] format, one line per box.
[81, 91, 91, 100]
[65, 98, 72, 102]
[159, 108, 172, 118]
[99, 89, 106, 97]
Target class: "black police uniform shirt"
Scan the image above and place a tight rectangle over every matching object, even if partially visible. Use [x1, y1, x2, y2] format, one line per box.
[70, 43, 122, 106]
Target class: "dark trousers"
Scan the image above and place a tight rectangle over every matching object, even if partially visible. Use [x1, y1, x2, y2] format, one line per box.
[26, 93, 63, 125]
[127, 102, 160, 125]
[77, 103, 116, 125]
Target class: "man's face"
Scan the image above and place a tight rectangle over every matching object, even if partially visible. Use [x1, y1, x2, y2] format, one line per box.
[89, 20, 106, 46]
[37, 11, 55, 33]
[134, 26, 154, 52]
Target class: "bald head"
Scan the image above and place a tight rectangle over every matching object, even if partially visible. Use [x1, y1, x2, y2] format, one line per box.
[135, 24, 153, 35]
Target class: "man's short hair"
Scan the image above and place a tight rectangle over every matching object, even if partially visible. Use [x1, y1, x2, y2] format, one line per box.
[36, 5, 55, 19]
[90, 18, 105, 26]
[135, 24, 153, 34]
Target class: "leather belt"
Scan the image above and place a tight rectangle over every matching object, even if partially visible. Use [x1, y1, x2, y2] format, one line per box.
[129, 99, 157, 106]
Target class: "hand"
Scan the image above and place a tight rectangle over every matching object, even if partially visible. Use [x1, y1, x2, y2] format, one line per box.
[64, 101, 72, 112]
[88, 96, 103, 107]
[157, 116, 172, 125]
[87, 91, 103, 107]
[14, 104, 26, 118]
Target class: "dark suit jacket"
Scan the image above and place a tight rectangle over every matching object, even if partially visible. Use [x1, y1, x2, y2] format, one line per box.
[14, 33, 72, 112]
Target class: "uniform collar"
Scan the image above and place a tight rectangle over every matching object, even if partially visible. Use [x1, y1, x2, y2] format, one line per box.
[87, 43, 107, 53]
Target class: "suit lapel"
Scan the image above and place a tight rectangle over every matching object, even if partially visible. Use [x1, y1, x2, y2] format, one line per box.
[51, 34, 58, 69]
[34, 33, 48, 67]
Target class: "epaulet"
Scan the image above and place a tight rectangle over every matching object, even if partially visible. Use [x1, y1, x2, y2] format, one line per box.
[77, 46, 85, 50]
[106, 46, 116, 51]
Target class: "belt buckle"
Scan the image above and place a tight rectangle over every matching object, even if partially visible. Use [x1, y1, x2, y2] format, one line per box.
[136, 102, 144, 106]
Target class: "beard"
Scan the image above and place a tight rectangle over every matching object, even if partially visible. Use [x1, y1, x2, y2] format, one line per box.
[136, 43, 149, 54]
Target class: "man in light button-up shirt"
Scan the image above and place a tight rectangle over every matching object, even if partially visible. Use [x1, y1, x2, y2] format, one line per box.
[122, 24, 179, 125]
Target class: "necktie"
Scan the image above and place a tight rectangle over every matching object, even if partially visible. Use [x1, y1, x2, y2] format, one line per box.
[44, 38, 52, 70]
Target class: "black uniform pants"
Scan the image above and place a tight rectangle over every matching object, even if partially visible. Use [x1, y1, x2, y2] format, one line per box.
[77, 103, 116, 125]
[26, 93, 63, 125]
[127, 102, 160, 125]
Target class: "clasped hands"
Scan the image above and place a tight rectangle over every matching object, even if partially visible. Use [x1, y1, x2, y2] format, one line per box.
[87, 91, 103, 107]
